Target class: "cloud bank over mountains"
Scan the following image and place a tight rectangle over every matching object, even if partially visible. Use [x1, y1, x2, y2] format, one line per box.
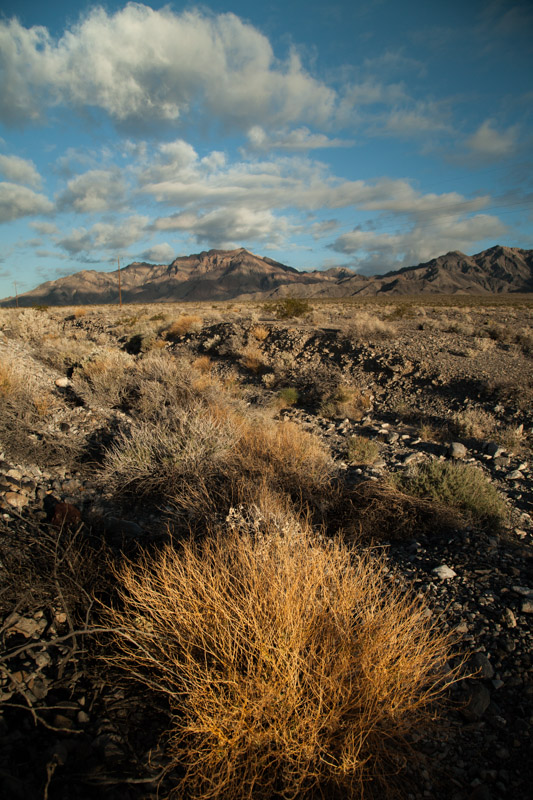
[0, 2, 531, 294]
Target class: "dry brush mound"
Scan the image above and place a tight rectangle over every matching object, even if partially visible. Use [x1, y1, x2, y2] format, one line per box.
[103, 504, 460, 799]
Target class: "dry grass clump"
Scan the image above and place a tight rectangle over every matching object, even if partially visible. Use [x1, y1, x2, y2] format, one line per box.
[344, 311, 396, 340]
[103, 507, 458, 799]
[484, 375, 533, 411]
[192, 355, 212, 373]
[0, 354, 76, 465]
[347, 434, 382, 465]
[164, 315, 203, 339]
[320, 384, 373, 421]
[72, 349, 135, 407]
[251, 324, 269, 341]
[391, 460, 508, 531]
[240, 345, 266, 373]
[453, 407, 496, 440]
[0, 308, 63, 344]
[102, 398, 333, 521]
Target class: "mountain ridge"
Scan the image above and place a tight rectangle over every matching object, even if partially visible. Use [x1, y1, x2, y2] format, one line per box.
[3, 245, 533, 306]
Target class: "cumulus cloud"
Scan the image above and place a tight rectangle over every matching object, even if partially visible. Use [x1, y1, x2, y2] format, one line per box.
[153, 207, 291, 248]
[0, 6, 336, 130]
[0, 182, 53, 222]
[58, 169, 127, 213]
[29, 220, 59, 235]
[330, 213, 507, 272]
[0, 154, 42, 187]
[140, 243, 175, 263]
[466, 120, 518, 158]
[139, 144, 489, 220]
[245, 126, 353, 152]
[57, 215, 148, 255]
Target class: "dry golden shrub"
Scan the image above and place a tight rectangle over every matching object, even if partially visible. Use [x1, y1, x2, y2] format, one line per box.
[102, 400, 333, 521]
[103, 508, 459, 799]
[72, 349, 135, 406]
[344, 311, 396, 339]
[453, 408, 497, 440]
[251, 324, 269, 341]
[192, 355, 212, 373]
[241, 345, 266, 373]
[164, 315, 203, 339]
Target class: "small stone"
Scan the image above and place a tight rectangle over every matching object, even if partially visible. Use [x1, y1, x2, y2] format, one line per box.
[403, 452, 422, 465]
[470, 652, 494, 679]
[521, 600, 533, 614]
[55, 377, 72, 388]
[448, 442, 467, 459]
[507, 470, 523, 480]
[77, 710, 90, 724]
[8, 616, 46, 638]
[502, 608, 517, 628]
[463, 683, 491, 720]
[485, 442, 504, 458]
[433, 564, 457, 580]
[34, 651, 52, 669]
[386, 432, 399, 444]
[512, 585, 533, 598]
[4, 491, 29, 509]
[455, 621, 469, 633]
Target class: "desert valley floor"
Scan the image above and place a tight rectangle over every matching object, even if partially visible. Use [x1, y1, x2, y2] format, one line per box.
[0, 296, 532, 800]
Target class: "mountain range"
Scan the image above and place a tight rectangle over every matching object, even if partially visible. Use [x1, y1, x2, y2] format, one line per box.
[3, 245, 533, 306]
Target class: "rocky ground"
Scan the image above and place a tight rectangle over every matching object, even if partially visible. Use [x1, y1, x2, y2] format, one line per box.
[0, 300, 532, 800]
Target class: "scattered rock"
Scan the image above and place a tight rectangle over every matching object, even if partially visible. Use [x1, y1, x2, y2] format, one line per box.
[433, 564, 457, 580]
[463, 683, 491, 720]
[448, 442, 467, 459]
[3, 491, 29, 509]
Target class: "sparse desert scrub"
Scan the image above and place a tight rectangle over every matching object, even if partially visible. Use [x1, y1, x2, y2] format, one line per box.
[0, 354, 76, 465]
[0, 307, 63, 345]
[347, 434, 382, 465]
[250, 324, 269, 341]
[453, 408, 497, 440]
[484, 374, 533, 411]
[102, 398, 333, 521]
[163, 314, 203, 339]
[103, 507, 459, 800]
[320, 383, 373, 420]
[240, 344, 267, 373]
[264, 298, 311, 319]
[72, 349, 135, 407]
[343, 311, 396, 340]
[391, 460, 508, 531]
[273, 386, 299, 408]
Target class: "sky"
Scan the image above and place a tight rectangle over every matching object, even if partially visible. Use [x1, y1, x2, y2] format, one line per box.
[0, 0, 532, 298]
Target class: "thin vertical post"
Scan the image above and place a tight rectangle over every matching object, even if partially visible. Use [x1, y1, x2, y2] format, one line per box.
[14, 281, 18, 309]
[117, 256, 122, 308]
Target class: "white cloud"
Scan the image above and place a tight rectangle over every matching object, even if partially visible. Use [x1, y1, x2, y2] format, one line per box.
[153, 207, 291, 248]
[57, 215, 148, 255]
[140, 146, 489, 220]
[29, 220, 59, 235]
[466, 120, 518, 157]
[58, 169, 127, 213]
[0, 154, 42, 187]
[330, 213, 507, 272]
[0, 7, 336, 130]
[0, 182, 53, 222]
[245, 126, 353, 152]
[140, 243, 175, 263]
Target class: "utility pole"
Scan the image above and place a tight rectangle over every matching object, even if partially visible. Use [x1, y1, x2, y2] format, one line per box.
[117, 256, 122, 308]
[14, 281, 18, 309]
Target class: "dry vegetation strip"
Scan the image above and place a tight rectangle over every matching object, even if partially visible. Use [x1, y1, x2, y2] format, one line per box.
[103, 508, 459, 800]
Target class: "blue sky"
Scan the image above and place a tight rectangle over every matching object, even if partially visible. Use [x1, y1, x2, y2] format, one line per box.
[0, 0, 532, 298]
